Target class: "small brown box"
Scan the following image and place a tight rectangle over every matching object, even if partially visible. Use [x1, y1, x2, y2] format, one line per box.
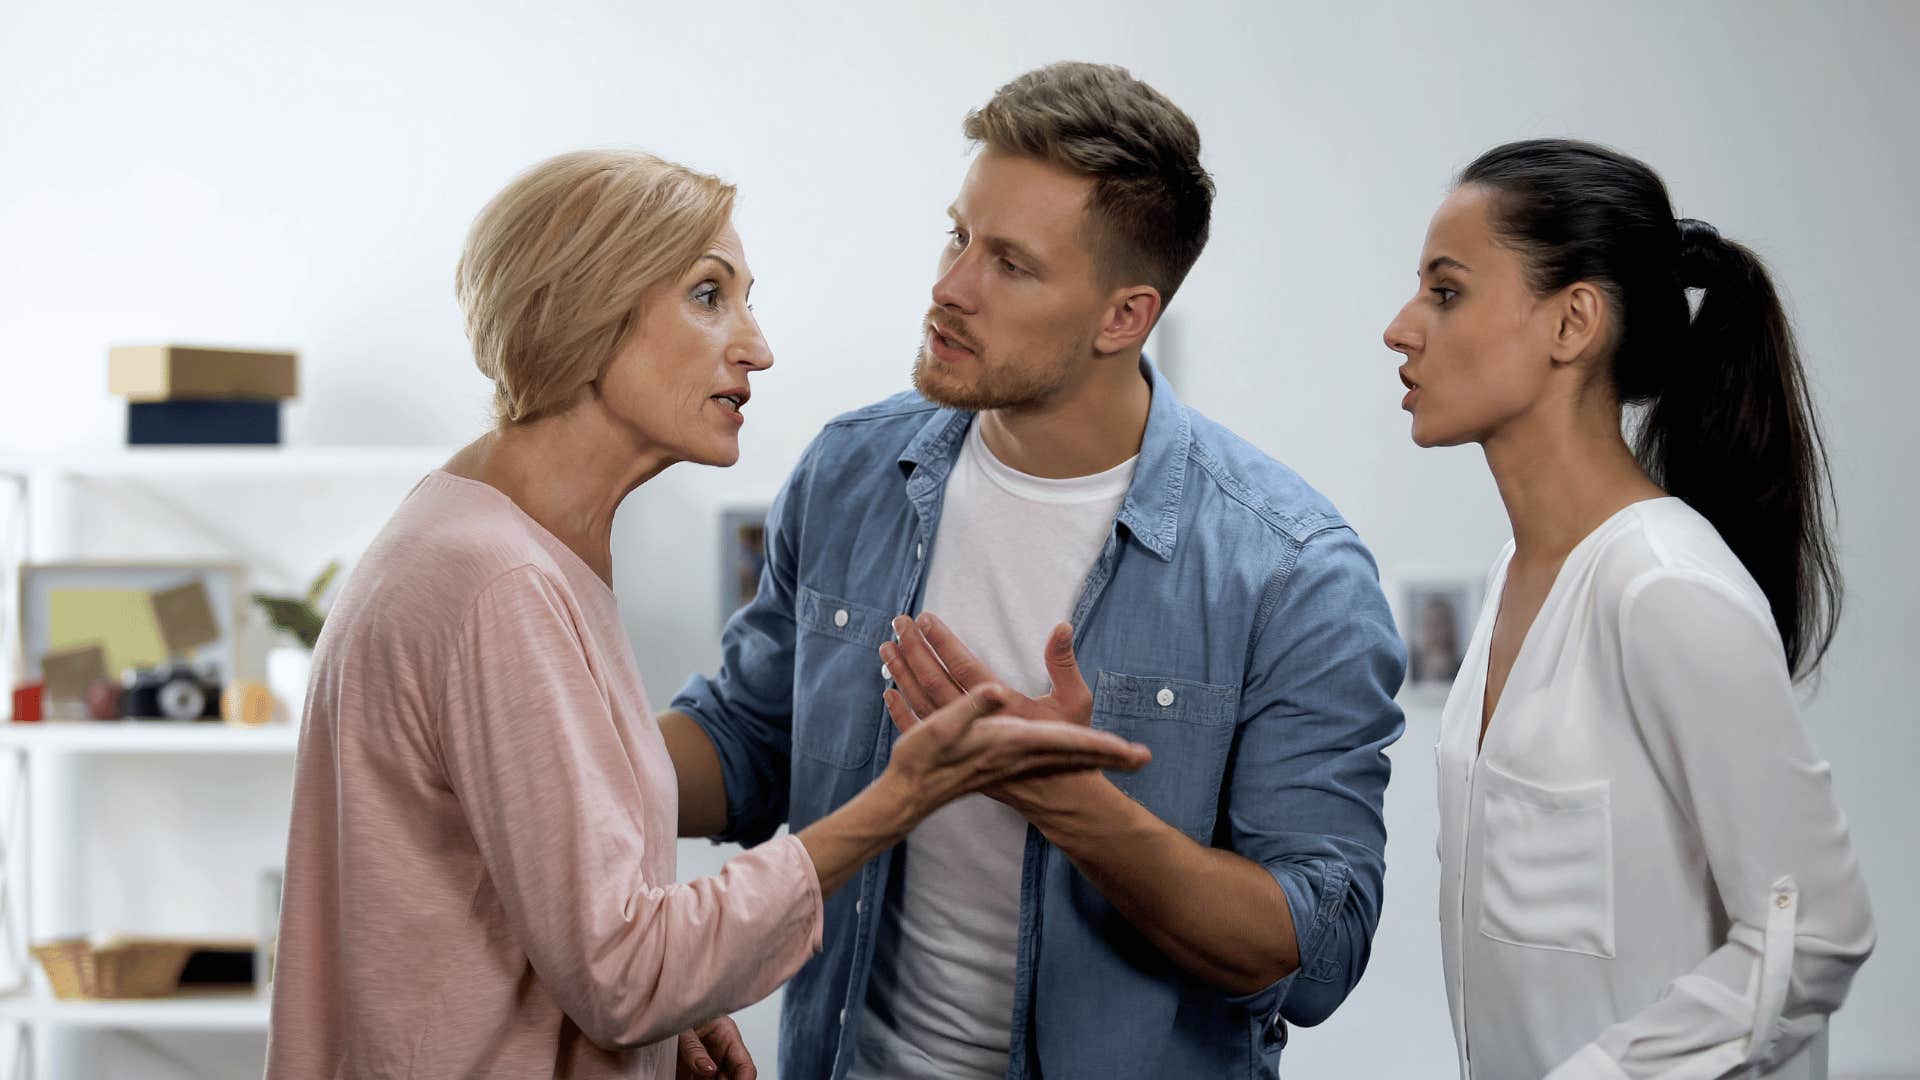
[108, 345, 299, 402]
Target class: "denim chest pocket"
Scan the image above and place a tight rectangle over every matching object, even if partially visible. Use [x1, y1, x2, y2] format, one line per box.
[1476, 761, 1615, 958]
[1091, 671, 1238, 842]
[792, 585, 891, 769]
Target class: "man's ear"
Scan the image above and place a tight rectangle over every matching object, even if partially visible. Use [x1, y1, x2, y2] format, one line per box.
[1549, 280, 1608, 368]
[1094, 285, 1162, 356]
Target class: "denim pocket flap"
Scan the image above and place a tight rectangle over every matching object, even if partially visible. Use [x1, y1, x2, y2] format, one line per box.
[796, 586, 892, 649]
[1093, 671, 1238, 725]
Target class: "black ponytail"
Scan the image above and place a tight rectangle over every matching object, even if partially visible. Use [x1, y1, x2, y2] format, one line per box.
[1460, 139, 1841, 679]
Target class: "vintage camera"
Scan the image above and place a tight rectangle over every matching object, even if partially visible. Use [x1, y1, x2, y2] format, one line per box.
[124, 663, 223, 721]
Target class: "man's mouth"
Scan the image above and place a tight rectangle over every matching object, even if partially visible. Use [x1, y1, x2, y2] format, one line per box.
[927, 319, 978, 360]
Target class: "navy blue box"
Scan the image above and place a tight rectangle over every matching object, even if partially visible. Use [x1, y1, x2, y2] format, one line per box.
[127, 400, 281, 445]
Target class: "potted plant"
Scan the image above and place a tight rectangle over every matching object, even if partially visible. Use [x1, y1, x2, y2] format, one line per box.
[250, 562, 339, 726]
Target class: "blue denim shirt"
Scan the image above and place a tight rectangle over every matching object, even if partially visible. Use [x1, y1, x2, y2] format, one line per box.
[672, 360, 1406, 1079]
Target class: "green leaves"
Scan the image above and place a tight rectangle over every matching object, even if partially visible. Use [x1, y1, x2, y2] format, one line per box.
[251, 561, 342, 651]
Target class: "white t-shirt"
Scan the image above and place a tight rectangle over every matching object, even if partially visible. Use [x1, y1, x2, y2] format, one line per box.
[847, 418, 1135, 1080]
[1436, 498, 1874, 1079]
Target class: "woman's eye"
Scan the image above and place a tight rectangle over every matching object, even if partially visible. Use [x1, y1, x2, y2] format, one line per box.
[1431, 287, 1458, 306]
[692, 282, 720, 308]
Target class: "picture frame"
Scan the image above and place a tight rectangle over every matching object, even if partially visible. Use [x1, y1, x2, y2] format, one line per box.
[15, 561, 247, 712]
[1400, 577, 1480, 698]
[718, 506, 770, 623]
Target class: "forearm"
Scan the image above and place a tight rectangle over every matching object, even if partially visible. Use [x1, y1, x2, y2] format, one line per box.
[1033, 776, 1299, 995]
[796, 775, 919, 897]
[658, 709, 730, 838]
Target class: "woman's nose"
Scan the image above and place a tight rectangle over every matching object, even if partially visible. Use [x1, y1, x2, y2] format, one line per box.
[1383, 304, 1420, 356]
[730, 325, 773, 372]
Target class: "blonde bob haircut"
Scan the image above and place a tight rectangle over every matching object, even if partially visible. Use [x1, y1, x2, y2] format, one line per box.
[456, 150, 736, 424]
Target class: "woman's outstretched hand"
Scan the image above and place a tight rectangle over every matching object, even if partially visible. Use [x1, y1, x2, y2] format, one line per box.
[877, 675, 1148, 825]
[796, 672, 1148, 897]
[880, 612, 1109, 818]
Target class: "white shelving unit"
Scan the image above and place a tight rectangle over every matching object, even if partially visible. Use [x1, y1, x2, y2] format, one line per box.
[0, 445, 451, 1078]
[0, 989, 269, 1031]
[0, 726, 298, 756]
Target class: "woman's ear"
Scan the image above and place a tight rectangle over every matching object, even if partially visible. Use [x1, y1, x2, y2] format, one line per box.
[1549, 281, 1609, 367]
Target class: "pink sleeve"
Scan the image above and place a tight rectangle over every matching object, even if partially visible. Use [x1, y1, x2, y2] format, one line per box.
[437, 566, 823, 1051]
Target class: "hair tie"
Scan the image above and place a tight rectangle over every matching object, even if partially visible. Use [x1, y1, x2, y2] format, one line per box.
[1676, 217, 1728, 289]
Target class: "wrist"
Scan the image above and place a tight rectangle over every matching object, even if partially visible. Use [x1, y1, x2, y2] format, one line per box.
[1028, 770, 1120, 838]
[865, 770, 925, 838]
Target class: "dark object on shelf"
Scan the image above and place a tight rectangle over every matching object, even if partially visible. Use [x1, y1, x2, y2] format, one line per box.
[84, 677, 124, 720]
[124, 663, 222, 721]
[176, 944, 255, 987]
[10, 683, 43, 723]
[127, 400, 280, 445]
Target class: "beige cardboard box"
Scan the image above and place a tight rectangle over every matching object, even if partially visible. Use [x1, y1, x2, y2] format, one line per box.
[108, 345, 299, 401]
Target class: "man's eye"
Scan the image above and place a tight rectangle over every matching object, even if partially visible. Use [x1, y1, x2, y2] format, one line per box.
[947, 228, 967, 248]
[1431, 287, 1458, 306]
[1001, 258, 1024, 275]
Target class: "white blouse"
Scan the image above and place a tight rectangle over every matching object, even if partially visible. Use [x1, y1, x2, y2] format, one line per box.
[1435, 498, 1874, 1079]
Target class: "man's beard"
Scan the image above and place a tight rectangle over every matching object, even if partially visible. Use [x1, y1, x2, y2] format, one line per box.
[911, 312, 1082, 412]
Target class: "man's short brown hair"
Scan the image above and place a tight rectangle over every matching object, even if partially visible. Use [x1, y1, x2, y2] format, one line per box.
[964, 62, 1214, 304]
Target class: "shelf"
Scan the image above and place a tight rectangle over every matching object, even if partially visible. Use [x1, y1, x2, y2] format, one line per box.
[0, 988, 268, 1030]
[0, 445, 454, 479]
[0, 723, 298, 755]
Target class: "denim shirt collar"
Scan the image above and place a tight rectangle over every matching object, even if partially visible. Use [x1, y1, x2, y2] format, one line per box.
[897, 357, 1190, 562]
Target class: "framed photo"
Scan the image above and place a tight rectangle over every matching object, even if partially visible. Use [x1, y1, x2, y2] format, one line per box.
[1402, 579, 1478, 690]
[16, 561, 246, 712]
[718, 507, 769, 622]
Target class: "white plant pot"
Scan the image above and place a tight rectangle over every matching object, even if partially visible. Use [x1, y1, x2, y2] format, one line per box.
[266, 645, 313, 728]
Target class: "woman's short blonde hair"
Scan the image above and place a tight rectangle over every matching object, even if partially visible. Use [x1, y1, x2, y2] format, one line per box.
[455, 150, 736, 424]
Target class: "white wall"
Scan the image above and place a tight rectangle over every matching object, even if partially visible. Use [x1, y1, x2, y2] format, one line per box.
[2, 1, 1914, 1075]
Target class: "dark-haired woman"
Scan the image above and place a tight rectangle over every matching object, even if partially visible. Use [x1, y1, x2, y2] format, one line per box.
[1384, 139, 1873, 1079]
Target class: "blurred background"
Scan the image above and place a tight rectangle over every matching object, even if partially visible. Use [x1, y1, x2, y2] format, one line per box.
[0, 1, 1913, 1076]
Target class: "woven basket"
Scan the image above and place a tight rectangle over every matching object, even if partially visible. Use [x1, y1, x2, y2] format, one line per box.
[31, 938, 193, 999]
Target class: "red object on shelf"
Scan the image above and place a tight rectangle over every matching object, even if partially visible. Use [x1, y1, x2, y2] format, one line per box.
[11, 683, 44, 723]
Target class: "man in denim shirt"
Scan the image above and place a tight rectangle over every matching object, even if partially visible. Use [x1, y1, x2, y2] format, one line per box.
[661, 62, 1405, 1079]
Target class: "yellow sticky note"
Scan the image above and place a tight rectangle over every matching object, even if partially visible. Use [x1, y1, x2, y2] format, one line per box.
[48, 589, 169, 675]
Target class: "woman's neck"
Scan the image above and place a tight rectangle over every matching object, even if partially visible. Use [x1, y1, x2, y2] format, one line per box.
[444, 400, 673, 586]
[1483, 399, 1666, 565]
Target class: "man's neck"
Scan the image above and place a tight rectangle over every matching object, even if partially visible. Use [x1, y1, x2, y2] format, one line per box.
[977, 353, 1152, 479]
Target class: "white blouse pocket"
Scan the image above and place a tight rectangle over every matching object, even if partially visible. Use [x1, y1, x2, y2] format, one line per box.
[1477, 762, 1616, 959]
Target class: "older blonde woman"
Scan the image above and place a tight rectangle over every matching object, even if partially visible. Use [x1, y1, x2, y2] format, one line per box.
[265, 151, 1150, 1080]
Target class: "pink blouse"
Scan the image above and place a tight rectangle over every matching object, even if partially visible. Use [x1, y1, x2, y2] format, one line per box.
[267, 471, 822, 1078]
